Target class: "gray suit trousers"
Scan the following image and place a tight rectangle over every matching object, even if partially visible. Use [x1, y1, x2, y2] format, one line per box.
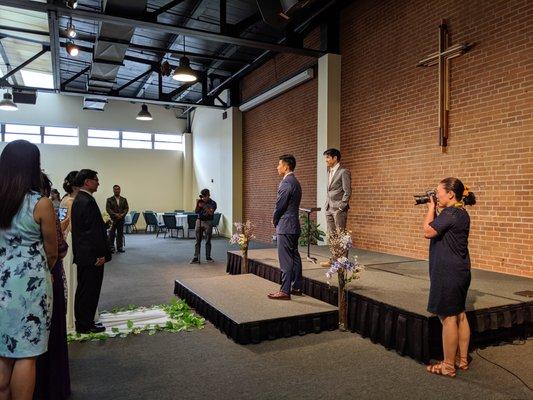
[325, 209, 347, 235]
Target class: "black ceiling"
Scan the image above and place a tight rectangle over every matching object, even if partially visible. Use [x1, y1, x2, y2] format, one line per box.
[1, 0, 341, 110]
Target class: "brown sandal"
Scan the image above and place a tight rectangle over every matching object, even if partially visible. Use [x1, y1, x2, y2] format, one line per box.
[455, 355, 471, 370]
[427, 361, 456, 377]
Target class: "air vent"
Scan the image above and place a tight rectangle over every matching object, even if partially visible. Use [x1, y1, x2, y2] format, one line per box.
[83, 97, 108, 111]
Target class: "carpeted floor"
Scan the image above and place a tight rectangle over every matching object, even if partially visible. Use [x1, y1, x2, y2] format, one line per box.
[68, 234, 533, 400]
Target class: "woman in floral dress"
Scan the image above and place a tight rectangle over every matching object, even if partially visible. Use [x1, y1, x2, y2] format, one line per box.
[0, 140, 58, 400]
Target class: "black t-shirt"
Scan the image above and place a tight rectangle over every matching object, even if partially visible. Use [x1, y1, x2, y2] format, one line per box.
[429, 206, 471, 274]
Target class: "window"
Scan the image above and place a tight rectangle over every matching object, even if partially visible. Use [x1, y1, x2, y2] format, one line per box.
[87, 129, 183, 151]
[1, 124, 79, 146]
[154, 133, 183, 151]
[4, 124, 41, 143]
[122, 131, 152, 149]
[20, 70, 55, 89]
[88, 129, 120, 148]
[44, 126, 79, 146]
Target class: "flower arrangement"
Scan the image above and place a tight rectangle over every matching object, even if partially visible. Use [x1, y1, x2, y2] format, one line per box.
[325, 229, 363, 330]
[101, 211, 112, 229]
[229, 221, 255, 273]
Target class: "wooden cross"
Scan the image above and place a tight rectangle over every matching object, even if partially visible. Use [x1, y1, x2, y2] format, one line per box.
[418, 20, 472, 152]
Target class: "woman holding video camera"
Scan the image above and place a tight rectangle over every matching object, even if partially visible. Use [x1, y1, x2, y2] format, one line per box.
[423, 177, 476, 377]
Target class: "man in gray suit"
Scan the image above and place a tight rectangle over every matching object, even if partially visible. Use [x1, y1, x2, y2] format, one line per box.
[268, 154, 303, 300]
[322, 148, 352, 267]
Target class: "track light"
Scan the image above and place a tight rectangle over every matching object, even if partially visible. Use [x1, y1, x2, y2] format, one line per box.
[172, 56, 197, 82]
[136, 104, 152, 121]
[66, 41, 79, 57]
[66, 19, 77, 38]
[0, 92, 18, 111]
[66, 0, 78, 9]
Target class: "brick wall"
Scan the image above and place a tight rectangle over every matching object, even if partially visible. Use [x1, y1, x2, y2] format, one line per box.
[240, 0, 532, 277]
[242, 79, 318, 242]
[339, 0, 532, 277]
[241, 29, 320, 242]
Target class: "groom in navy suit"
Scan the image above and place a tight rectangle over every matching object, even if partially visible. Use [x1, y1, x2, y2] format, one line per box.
[268, 154, 303, 300]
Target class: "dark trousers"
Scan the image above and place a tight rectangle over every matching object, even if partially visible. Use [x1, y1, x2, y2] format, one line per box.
[194, 220, 213, 259]
[277, 234, 302, 294]
[109, 219, 124, 250]
[74, 263, 104, 331]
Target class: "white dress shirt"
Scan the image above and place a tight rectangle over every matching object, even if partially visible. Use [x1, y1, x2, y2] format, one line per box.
[328, 163, 340, 186]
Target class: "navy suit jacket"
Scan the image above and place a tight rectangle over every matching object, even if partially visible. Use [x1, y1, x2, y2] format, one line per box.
[273, 173, 302, 235]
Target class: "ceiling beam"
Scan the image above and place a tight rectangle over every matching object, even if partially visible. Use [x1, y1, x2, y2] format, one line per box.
[0, 0, 325, 57]
[180, 0, 339, 115]
[111, 67, 153, 94]
[151, 0, 187, 17]
[134, 0, 207, 97]
[174, 11, 263, 101]
[0, 46, 49, 85]
[0, 39, 19, 85]
[46, 8, 61, 91]
[0, 25, 249, 64]
[208, 0, 338, 98]
[60, 65, 90, 90]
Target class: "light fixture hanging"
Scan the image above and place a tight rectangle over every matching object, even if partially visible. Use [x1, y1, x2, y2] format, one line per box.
[66, 18, 77, 38]
[0, 91, 18, 111]
[66, 0, 78, 9]
[66, 40, 79, 57]
[136, 104, 153, 121]
[172, 36, 197, 82]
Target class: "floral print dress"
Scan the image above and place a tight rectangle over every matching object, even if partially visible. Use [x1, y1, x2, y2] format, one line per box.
[0, 192, 53, 358]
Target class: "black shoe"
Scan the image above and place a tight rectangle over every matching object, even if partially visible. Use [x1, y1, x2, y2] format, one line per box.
[76, 325, 105, 334]
[90, 325, 106, 333]
[117, 249, 125, 253]
[190, 258, 200, 264]
[206, 257, 214, 262]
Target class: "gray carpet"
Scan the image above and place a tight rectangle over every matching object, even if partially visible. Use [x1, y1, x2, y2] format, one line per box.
[68, 234, 533, 400]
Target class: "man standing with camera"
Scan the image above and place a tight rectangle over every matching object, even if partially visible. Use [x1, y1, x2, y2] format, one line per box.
[322, 148, 352, 267]
[190, 189, 217, 264]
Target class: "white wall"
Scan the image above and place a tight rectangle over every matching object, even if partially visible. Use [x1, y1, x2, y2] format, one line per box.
[0, 93, 188, 226]
[191, 106, 242, 236]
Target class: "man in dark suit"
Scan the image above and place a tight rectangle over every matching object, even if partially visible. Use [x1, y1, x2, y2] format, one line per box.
[106, 184, 129, 253]
[268, 154, 303, 300]
[72, 169, 111, 333]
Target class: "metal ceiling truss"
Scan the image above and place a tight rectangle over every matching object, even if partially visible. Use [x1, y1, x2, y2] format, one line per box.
[180, 0, 340, 114]
[133, 0, 208, 98]
[0, 45, 50, 85]
[0, 0, 325, 57]
[0, 40, 19, 85]
[0, 0, 338, 109]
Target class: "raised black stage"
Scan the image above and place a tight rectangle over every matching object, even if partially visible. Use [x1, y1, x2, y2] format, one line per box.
[226, 247, 532, 363]
[174, 274, 338, 344]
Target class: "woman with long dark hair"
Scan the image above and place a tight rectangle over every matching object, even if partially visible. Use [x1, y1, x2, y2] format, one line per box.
[0, 140, 58, 400]
[423, 177, 476, 377]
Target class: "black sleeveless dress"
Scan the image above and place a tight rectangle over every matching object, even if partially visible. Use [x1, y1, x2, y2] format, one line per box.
[428, 206, 471, 316]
